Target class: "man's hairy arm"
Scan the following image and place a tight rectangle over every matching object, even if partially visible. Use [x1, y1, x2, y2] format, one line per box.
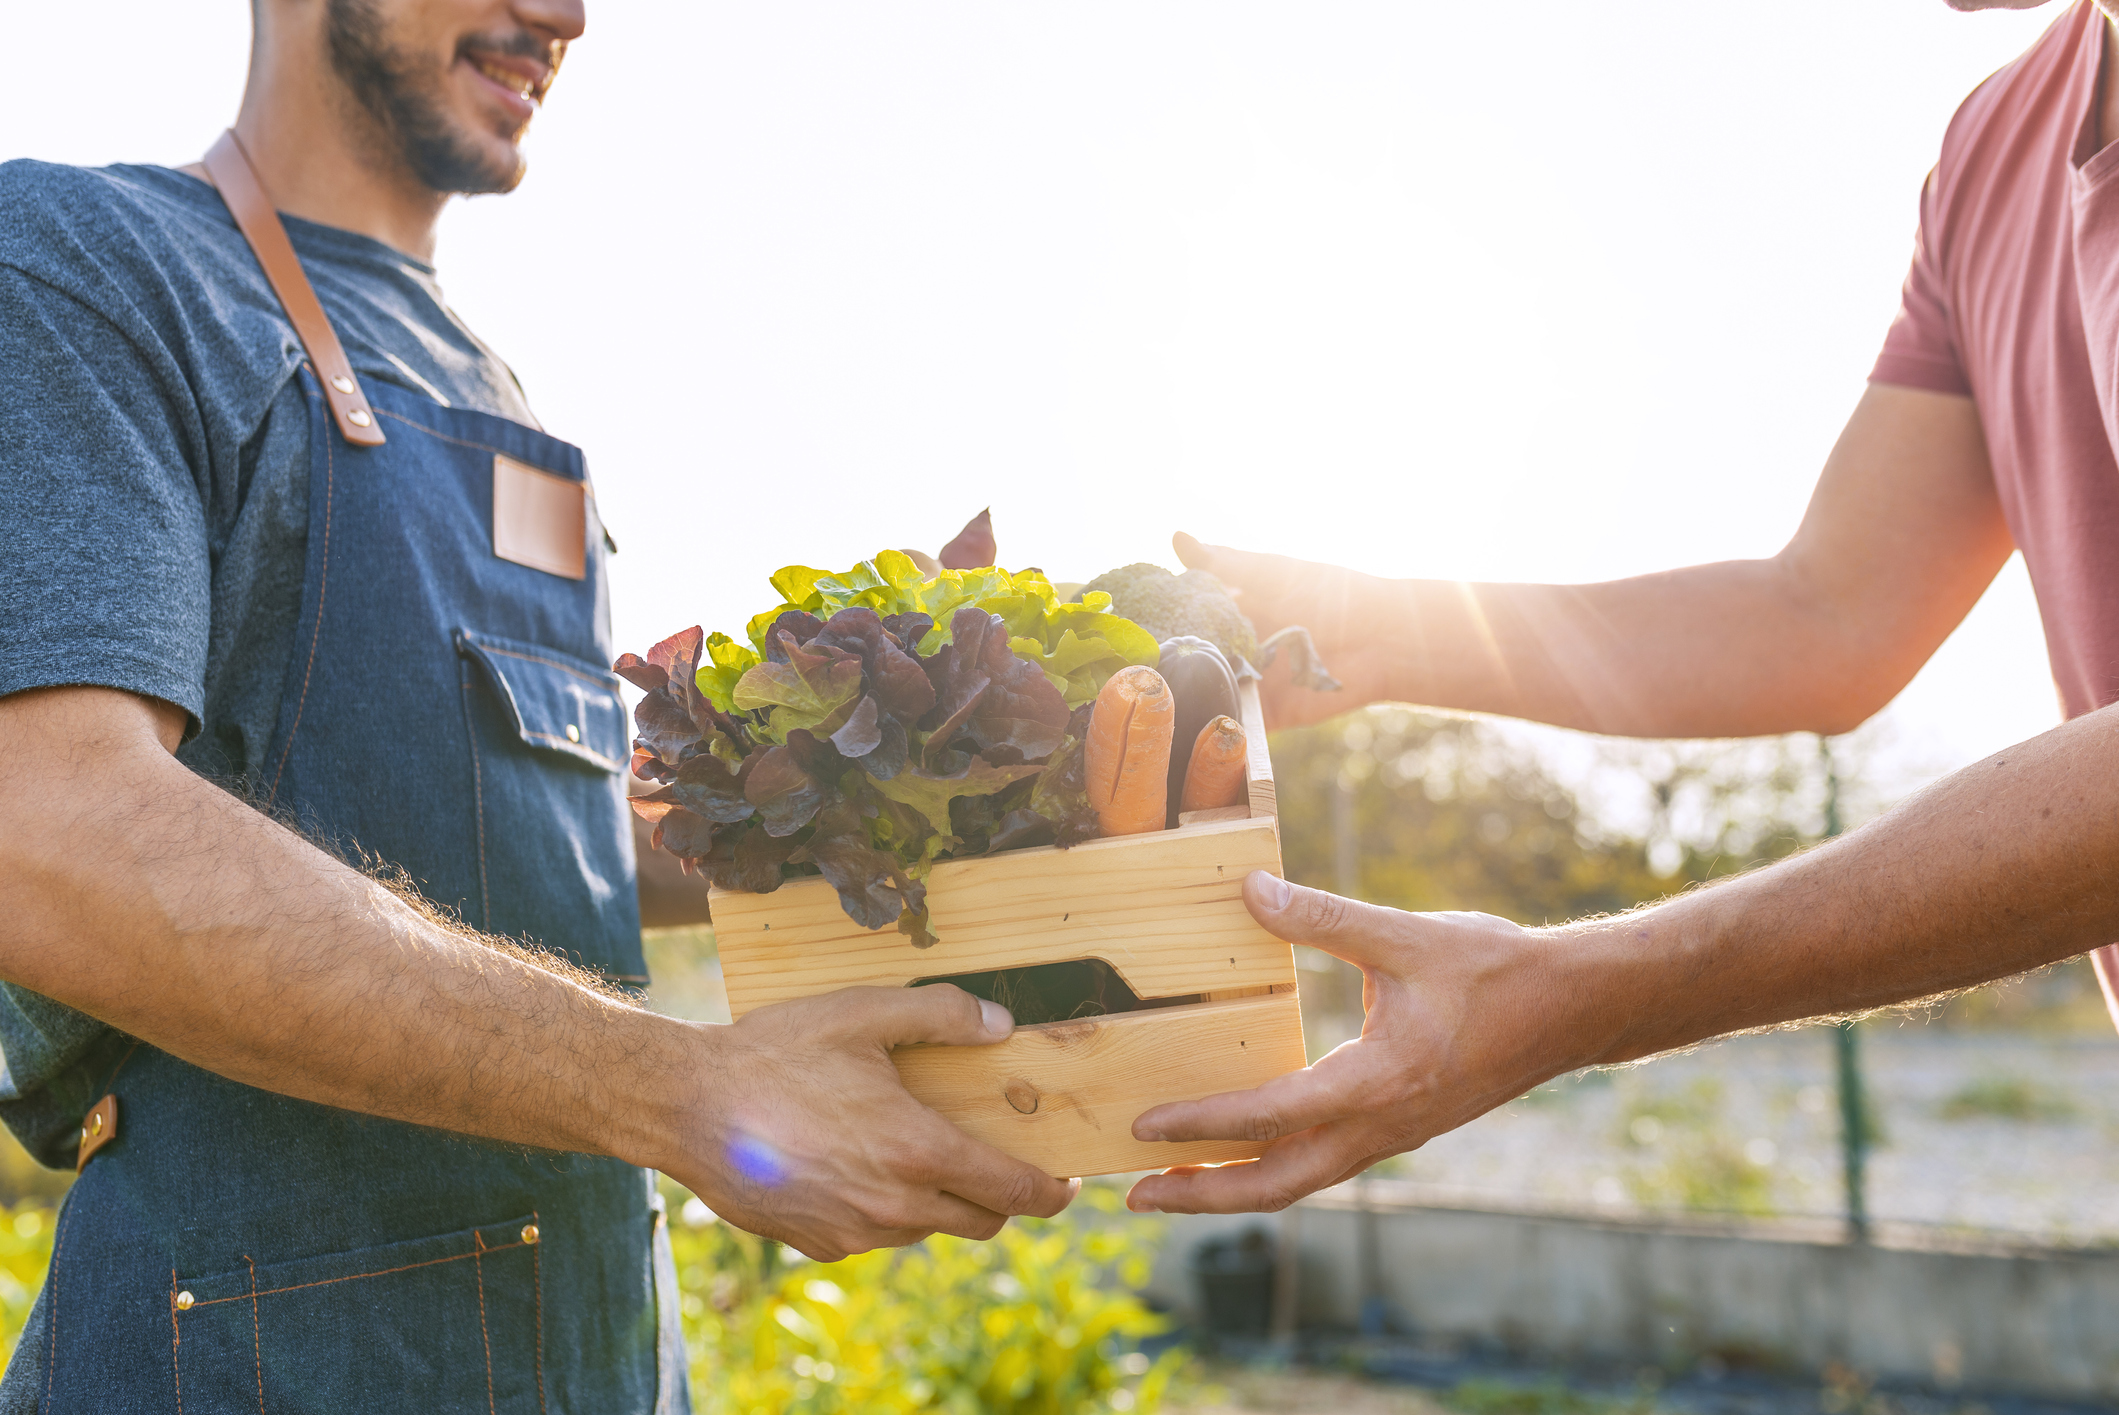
[1128, 701, 2119, 1213]
[0, 685, 1074, 1257]
[1190, 384, 2012, 737]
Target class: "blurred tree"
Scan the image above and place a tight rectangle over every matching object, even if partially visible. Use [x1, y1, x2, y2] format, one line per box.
[1270, 708, 1848, 926]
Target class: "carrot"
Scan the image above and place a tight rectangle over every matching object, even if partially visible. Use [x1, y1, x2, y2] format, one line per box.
[1085, 665, 1175, 836]
[1179, 715, 1248, 815]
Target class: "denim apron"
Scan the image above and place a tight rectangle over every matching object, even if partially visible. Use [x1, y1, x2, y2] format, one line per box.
[15, 144, 690, 1414]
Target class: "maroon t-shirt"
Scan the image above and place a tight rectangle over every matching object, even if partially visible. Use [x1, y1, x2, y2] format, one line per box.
[1871, 0, 2119, 1012]
[1873, 0, 2119, 720]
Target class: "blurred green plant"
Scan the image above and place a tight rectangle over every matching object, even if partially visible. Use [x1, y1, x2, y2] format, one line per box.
[1615, 1080, 1775, 1216]
[0, 1202, 56, 1359]
[1939, 1074, 2080, 1123]
[670, 1182, 1188, 1413]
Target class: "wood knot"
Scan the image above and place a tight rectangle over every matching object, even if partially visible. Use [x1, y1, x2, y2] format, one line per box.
[1003, 1078, 1040, 1114]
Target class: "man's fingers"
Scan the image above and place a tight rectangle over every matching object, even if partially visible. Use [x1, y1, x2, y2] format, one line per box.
[1171, 532, 1304, 600]
[1132, 1054, 1357, 1145]
[1240, 872, 1406, 970]
[843, 982, 1016, 1049]
[1126, 1124, 1358, 1215]
[916, 1125, 1079, 1220]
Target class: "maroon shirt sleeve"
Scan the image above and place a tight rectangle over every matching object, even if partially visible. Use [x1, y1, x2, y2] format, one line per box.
[1870, 169, 1973, 396]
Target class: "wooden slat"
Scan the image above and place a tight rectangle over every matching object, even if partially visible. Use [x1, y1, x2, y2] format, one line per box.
[893, 992, 1308, 1176]
[713, 816, 1294, 1017]
[1237, 675, 1276, 821]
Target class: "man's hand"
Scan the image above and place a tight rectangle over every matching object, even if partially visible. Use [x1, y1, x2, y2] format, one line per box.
[1174, 532, 1409, 730]
[1125, 873, 1563, 1215]
[664, 985, 1079, 1260]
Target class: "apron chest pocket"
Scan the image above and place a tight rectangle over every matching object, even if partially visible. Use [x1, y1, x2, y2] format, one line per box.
[170, 1213, 545, 1411]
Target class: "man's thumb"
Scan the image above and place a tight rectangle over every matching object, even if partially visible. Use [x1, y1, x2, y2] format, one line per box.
[1242, 872, 1396, 968]
[866, 983, 1016, 1049]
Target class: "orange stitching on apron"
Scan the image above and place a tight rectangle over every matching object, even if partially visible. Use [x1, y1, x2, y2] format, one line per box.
[268, 384, 335, 808]
[45, 1189, 80, 1407]
[462, 660, 492, 926]
[244, 1255, 263, 1413]
[473, 1229, 497, 1415]
[475, 643, 622, 692]
[178, 1237, 532, 1309]
[168, 1270, 184, 1415]
[533, 1209, 547, 1415]
[102, 1037, 144, 1094]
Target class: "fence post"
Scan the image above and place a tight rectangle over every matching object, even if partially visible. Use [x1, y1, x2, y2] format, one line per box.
[1821, 738, 1871, 1244]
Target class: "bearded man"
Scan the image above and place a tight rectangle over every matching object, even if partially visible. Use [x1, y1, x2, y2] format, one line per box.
[0, 3, 1072, 1407]
[1127, 0, 2119, 1218]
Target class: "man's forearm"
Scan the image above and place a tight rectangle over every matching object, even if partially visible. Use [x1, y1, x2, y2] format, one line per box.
[1557, 703, 2119, 1068]
[0, 688, 689, 1169]
[1365, 562, 1875, 737]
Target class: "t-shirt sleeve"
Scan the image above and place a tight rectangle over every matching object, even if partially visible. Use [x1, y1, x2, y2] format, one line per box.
[1870, 169, 1971, 396]
[0, 264, 211, 731]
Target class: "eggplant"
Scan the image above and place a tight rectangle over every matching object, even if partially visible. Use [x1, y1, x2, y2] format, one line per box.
[1158, 636, 1241, 828]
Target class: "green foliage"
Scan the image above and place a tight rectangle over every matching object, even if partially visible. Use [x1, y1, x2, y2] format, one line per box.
[1615, 1080, 1775, 1217]
[1939, 1074, 2080, 1123]
[1271, 711, 1673, 925]
[0, 1202, 56, 1359]
[672, 1184, 1187, 1413]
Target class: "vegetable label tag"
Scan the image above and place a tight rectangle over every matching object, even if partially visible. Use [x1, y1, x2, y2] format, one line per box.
[493, 453, 586, 581]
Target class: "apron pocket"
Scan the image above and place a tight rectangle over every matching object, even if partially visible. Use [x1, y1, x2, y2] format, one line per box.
[455, 628, 647, 984]
[169, 1213, 544, 1413]
[458, 629, 627, 773]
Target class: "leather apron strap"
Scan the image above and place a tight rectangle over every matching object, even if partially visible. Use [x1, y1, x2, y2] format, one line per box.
[201, 130, 388, 449]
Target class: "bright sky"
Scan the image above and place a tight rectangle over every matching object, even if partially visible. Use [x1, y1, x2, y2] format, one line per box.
[6, 1, 2072, 797]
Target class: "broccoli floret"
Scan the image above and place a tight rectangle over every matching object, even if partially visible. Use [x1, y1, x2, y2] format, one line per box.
[1081, 563, 1260, 667]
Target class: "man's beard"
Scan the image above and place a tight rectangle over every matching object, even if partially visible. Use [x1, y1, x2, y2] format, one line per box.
[325, 0, 528, 196]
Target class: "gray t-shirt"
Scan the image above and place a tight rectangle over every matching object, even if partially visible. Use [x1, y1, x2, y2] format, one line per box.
[0, 160, 542, 1163]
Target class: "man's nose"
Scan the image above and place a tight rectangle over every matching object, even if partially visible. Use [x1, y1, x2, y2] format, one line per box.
[514, 0, 586, 43]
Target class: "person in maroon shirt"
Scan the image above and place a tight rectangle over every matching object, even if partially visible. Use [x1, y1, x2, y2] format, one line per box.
[1124, 0, 2119, 1218]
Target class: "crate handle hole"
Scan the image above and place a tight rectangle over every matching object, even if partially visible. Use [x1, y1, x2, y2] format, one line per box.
[908, 957, 1201, 1027]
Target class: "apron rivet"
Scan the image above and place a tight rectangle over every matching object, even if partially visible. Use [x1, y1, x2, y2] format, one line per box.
[89, 1113, 102, 1136]
[521, 1223, 540, 1245]
[347, 408, 373, 428]
[564, 723, 580, 743]
[330, 374, 355, 394]
[175, 1291, 195, 1311]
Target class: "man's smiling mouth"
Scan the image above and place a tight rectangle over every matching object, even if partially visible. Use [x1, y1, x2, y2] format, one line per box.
[473, 57, 536, 99]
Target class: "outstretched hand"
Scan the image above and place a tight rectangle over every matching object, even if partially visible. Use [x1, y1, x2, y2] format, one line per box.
[1173, 532, 1408, 729]
[1126, 873, 1573, 1215]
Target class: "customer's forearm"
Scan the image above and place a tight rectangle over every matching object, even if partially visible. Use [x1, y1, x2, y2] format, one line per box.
[0, 689, 687, 1166]
[1556, 703, 2119, 1068]
[1370, 561, 1873, 737]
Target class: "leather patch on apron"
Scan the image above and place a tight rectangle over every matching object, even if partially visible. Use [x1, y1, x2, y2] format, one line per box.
[77, 1094, 118, 1171]
[492, 453, 587, 581]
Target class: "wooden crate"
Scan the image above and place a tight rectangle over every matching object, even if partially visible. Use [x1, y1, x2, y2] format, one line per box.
[710, 679, 1306, 1177]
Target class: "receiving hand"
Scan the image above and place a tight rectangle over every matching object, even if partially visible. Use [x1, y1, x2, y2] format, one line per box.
[1173, 532, 1407, 729]
[673, 984, 1078, 1259]
[1126, 872, 1570, 1215]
